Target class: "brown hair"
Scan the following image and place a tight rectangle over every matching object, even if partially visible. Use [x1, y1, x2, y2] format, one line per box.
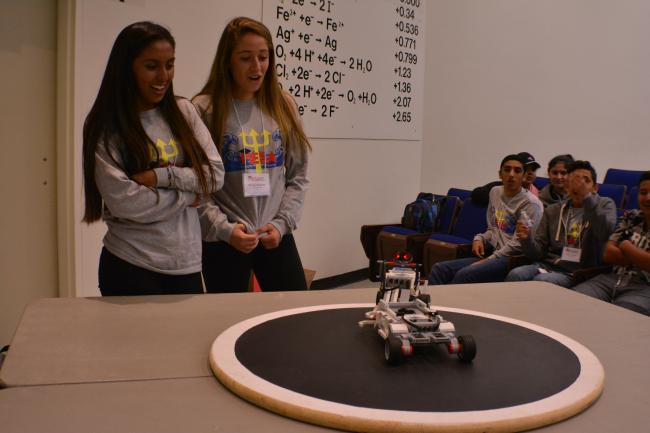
[195, 17, 311, 162]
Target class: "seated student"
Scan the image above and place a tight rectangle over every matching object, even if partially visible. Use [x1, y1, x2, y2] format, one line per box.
[505, 161, 617, 287]
[539, 154, 574, 206]
[428, 154, 543, 285]
[519, 152, 541, 197]
[471, 152, 541, 206]
[572, 171, 650, 315]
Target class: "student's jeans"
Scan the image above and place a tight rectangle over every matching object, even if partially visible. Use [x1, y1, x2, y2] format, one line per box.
[428, 256, 511, 285]
[573, 273, 650, 315]
[505, 263, 573, 288]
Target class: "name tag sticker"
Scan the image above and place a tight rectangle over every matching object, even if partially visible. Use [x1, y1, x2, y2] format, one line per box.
[243, 172, 271, 197]
[561, 246, 582, 263]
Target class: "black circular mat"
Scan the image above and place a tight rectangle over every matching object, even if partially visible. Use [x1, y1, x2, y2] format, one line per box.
[234, 307, 579, 412]
[210, 303, 604, 433]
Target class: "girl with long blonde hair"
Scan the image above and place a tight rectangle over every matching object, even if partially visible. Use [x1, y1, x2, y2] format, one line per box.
[193, 17, 311, 292]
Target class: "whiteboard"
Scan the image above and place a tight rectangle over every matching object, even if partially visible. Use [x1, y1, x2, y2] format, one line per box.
[262, 0, 425, 139]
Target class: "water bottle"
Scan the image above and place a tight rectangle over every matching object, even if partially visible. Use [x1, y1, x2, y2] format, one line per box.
[520, 210, 533, 228]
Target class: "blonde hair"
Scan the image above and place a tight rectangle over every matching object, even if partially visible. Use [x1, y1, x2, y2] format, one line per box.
[196, 17, 311, 163]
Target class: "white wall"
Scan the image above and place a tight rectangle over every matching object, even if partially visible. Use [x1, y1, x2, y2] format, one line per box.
[421, 0, 650, 193]
[296, 138, 421, 277]
[0, 0, 58, 346]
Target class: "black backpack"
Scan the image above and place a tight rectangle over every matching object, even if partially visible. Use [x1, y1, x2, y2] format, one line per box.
[401, 193, 441, 233]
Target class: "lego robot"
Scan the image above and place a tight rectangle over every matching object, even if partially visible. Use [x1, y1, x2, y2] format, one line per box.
[359, 252, 476, 365]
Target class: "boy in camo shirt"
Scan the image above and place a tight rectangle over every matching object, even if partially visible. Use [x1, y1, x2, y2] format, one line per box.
[573, 171, 650, 315]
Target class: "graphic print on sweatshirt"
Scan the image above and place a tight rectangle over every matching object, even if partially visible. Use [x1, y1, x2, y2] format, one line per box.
[567, 221, 583, 246]
[630, 231, 650, 250]
[495, 209, 516, 235]
[612, 210, 650, 282]
[148, 138, 179, 167]
[119, 137, 182, 174]
[221, 127, 284, 172]
[613, 211, 650, 252]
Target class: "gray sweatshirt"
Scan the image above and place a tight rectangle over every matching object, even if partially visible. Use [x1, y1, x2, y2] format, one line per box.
[474, 186, 543, 258]
[95, 98, 224, 274]
[520, 194, 617, 270]
[192, 95, 309, 242]
[539, 184, 567, 207]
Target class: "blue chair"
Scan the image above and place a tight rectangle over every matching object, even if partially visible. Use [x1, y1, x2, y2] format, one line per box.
[436, 195, 461, 234]
[446, 188, 472, 201]
[375, 225, 430, 277]
[603, 169, 644, 192]
[627, 186, 638, 209]
[422, 200, 488, 275]
[533, 176, 550, 190]
[377, 194, 459, 235]
[603, 169, 644, 208]
[598, 184, 626, 209]
[361, 195, 460, 281]
[376, 196, 461, 267]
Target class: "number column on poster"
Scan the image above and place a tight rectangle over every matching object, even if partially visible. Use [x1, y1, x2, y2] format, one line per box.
[392, 1, 422, 125]
[264, 0, 425, 140]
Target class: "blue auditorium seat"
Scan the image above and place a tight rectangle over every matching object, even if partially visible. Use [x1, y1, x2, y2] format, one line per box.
[446, 188, 472, 201]
[603, 169, 644, 208]
[627, 186, 639, 209]
[533, 176, 550, 190]
[361, 195, 461, 281]
[603, 168, 644, 192]
[422, 200, 487, 275]
[597, 184, 626, 209]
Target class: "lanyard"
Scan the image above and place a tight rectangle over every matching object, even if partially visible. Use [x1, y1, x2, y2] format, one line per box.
[233, 100, 267, 173]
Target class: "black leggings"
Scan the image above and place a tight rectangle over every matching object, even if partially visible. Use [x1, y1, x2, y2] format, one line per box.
[98, 248, 203, 296]
[202, 234, 307, 293]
